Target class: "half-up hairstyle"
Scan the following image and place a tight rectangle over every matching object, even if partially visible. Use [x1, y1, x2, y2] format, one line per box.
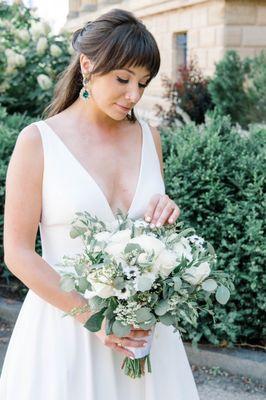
[43, 8, 161, 123]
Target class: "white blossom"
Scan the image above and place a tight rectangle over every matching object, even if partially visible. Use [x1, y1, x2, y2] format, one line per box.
[50, 44, 62, 58]
[37, 74, 52, 90]
[36, 37, 48, 55]
[182, 261, 211, 285]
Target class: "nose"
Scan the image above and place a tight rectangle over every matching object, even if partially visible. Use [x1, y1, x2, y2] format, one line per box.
[125, 85, 142, 104]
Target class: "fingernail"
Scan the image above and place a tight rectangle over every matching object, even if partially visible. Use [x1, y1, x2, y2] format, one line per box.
[145, 216, 151, 222]
[169, 218, 174, 223]
[150, 223, 155, 228]
[156, 222, 161, 227]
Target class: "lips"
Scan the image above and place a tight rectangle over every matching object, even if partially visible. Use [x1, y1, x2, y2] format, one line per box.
[116, 104, 131, 111]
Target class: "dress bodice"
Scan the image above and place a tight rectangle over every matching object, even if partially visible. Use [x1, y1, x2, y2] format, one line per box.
[33, 117, 165, 270]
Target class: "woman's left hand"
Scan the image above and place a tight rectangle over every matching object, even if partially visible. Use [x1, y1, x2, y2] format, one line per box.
[144, 194, 180, 228]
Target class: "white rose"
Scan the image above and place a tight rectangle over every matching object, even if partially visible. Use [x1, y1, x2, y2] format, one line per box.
[90, 282, 115, 298]
[50, 44, 62, 58]
[104, 242, 126, 262]
[37, 74, 52, 90]
[16, 29, 30, 43]
[36, 37, 48, 55]
[173, 237, 193, 262]
[94, 231, 112, 242]
[128, 234, 165, 256]
[154, 249, 178, 278]
[109, 229, 131, 243]
[182, 261, 211, 285]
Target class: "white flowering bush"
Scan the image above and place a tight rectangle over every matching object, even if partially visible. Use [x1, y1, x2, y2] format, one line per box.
[0, 2, 72, 116]
[58, 210, 232, 378]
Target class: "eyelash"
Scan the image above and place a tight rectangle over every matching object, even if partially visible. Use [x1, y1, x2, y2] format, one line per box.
[116, 76, 148, 88]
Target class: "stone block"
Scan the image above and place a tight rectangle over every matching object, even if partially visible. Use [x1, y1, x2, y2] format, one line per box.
[242, 26, 266, 46]
[223, 26, 243, 46]
[188, 48, 208, 69]
[192, 6, 208, 28]
[188, 29, 199, 49]
[257, 6, 266, 25]
[208, 1, 226, 25]
[169, 10, 192, 32]
[225, 3, 257, 25]
[208, 47, 225, 68]
[200, 27, 216, 47]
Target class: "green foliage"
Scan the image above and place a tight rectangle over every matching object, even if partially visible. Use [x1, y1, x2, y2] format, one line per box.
[161, 111, 265, 346]
[0, 106, 41, 287]
[0, 1, 72, 117]
[155, 59, 213, 126]
[246, 51, 266, 124]
[208, 50, 266, 126]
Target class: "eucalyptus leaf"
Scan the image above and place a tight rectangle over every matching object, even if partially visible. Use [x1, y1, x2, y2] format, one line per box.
[60, 276, 75, 292]
[215, 285, 230, 305]
[173, 276, 182, 291]
[112, 320, 131, 337]
[138, 314, 156, 329]
[84, 308, 106, 332]
[113, 277, 125, 290]
[159, 312, 174, 326]
[154, 300, 169, 316]
[135, 307, 153, 323]
[77, 277, 89, 293]
[202, 279, 218, 292]
[136, 276, 154, 292]
[124, 243, 142, 253]
[70, 226, 87, 239]
[89, 296, 107, 312]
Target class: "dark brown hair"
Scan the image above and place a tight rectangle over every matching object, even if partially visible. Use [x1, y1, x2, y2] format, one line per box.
[43, 8, 161, 123]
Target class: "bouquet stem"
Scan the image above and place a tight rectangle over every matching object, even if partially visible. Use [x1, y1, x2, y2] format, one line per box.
[121, 354, 152, 378]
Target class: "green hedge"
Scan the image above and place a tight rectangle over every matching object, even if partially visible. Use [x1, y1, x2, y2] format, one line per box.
[161, 111, 265, 346]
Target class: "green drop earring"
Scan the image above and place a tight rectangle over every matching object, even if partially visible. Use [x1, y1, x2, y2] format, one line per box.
[79, 74, 91, 101]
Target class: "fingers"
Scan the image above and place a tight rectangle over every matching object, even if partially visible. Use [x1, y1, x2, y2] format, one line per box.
[145, 194, 180, 227]
[108, 334, 147, 348]
[109, 341, 135, 359]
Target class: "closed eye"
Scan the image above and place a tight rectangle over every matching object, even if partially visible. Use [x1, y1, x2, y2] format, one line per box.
[116, 76, 148, 88]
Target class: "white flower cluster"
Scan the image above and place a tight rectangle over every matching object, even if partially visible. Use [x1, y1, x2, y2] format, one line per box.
[114, 301, 142, 326]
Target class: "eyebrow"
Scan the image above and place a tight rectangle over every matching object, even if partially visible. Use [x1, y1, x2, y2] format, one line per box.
[119, 68, 151, 78]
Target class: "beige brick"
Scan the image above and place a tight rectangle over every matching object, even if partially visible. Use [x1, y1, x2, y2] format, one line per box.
[187, 29, 199, 48]
[242, 26, 266, 46]
[207, 47, 226, 68]
[200, 27, 216, 47]
[223, 26, 242, 46]
[188, 48, 208, 69]
[225, 3, 257, 25]
[192, 6, 208, 28]
[229, 47, 256, 59]
[257, 6, 266, 25]
[169, 10, 192, 31]
[208, 1, 225, 25]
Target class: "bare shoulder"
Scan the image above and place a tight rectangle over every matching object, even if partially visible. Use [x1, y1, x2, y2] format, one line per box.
[148, 123, 164, 176]
[8, 123, 44, 180]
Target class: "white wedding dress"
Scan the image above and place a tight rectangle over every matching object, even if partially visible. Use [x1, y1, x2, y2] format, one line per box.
[0, 116, 199, 399]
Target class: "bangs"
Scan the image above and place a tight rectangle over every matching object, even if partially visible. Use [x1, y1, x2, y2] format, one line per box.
[95, 24, 160, 81]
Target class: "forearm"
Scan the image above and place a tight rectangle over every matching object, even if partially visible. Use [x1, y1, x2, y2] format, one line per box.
[4, 249, 92, 325]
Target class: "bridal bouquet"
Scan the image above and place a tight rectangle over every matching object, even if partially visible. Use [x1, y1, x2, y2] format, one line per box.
[57, 210, 232, 378]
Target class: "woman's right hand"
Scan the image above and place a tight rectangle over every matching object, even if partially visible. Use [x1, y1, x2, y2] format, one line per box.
[94, 319, 151, 359]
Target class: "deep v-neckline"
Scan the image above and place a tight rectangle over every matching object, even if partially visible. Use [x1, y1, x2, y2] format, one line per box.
[41, 119, 145, 220]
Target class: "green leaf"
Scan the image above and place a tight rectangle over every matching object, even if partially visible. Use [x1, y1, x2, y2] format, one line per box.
[112, 320, 131, 337]
[135, 307, 153, 323]
[89, 296, 107, 312]
[173, 276, 182, 291]
[202, 279, 218, 292]
[84, 308, 106, 332]
[215, 285, 230, 305]
[136, 276, 154, 292]
[77, 277, 89, 293]
[70, 226, 87, 239]
[124, 243, 142, 253]
[159, 312, 174, 326]
[138, 314, 157, 330]
[60, 276, 75, 292]
[113, 277, 125, 290]
[154, 300, 169, 316]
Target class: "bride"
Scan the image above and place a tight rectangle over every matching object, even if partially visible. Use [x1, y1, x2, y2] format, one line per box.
[0, 8, 199, 400]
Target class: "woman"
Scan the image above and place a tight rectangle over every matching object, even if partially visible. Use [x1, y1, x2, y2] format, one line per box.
[0, 8, 199, 400]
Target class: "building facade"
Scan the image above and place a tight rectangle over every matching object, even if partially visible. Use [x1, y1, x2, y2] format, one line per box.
[64, 0, 266, 123]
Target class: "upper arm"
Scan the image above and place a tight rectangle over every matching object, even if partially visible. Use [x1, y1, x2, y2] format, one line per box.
[4, 123, 43, 265]
[149, 124, 164, 178]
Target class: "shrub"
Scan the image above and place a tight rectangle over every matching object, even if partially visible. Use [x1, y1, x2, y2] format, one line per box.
[155, 59, 213, 127]
[161, 111, 265, 346]
[0, 1, 72, 117]
[0, 106, 41, 297]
